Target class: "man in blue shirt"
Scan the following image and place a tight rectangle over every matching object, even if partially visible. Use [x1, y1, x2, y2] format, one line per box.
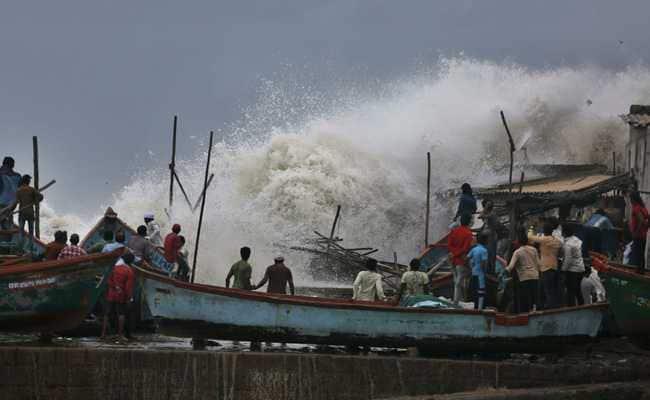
[454, 183, 477, 223]
[0, 157, 21, 229]
[585, 209, 614, 229]
[468, 233, 489, 310]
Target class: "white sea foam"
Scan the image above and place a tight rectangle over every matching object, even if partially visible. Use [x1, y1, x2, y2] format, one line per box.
[42, 57, 650, 284]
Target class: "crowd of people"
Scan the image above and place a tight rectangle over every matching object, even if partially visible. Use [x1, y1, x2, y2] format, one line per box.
[1, 154, 647, 344]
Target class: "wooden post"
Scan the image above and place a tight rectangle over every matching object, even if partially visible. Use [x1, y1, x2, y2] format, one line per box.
[329, 205, 342, 240]
[32, 136, 40, 239]
[613, 151, 616, 175]
[172, 170, 194, 212]
[325, 205, 341, 268]
[191, 131, 214, 283]
[169, 115, 178, 213]
[500, 111, 516, 192]
[425, 152, 431, 247]
[518, 171, 525, 193]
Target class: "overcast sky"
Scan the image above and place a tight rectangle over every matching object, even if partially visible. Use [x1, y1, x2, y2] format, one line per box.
[2, 0, 649, 215]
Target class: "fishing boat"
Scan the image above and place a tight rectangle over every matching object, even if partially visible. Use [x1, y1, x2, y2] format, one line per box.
[0, 251, 122, 333]
[591, 253, 650, 336]
[80, 209, 174, 274]
[137, 265, 606, 353]
[0, 227, 47, 265]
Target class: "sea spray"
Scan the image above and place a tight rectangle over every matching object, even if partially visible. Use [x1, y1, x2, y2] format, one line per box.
[42, 57, 650, 284]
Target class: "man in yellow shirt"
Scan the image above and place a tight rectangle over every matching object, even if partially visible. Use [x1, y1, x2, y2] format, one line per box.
[13, 175, 43, 253]
[528, 222, 562, 309]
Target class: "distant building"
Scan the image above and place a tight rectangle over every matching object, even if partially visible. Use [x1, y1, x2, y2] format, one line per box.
[621, 105, 650, 192]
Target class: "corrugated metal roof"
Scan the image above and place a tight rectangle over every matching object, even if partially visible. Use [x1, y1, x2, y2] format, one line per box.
[512, 174, 613, 194]
[620, 113, 650, 128]
[480, 173, 621, 196]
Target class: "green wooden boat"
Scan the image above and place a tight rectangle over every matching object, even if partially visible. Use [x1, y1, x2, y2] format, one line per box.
[0, 227, 47, 266]
[0, 251, 122, 333]
[592, 254, 650, 336]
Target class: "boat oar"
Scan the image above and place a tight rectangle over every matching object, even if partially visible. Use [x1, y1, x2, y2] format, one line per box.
[0, 180, 56, 217]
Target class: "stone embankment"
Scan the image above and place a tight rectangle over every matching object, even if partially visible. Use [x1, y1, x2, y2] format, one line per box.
[1, 347, 650, 399]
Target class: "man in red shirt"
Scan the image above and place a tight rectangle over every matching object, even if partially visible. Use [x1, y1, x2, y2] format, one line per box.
[101, 252, 135, 341]
[448, 213, 474, 304]
[628, 191, 649, 271]
[164, 224, 182, 271]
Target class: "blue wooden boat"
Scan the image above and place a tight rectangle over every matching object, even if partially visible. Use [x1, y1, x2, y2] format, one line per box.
[80, 209, 174, 274]
[137, 266, 606, 353]
[0, 251, 121, 333]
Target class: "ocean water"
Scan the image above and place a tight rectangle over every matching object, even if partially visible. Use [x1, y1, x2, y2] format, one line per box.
[39, 57, 650, 285]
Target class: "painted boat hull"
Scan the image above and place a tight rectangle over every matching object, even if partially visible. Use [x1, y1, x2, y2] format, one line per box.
[138, 267, 606, 352]
[593, 257, 650, 335]
[0, 226, 47, 264]
[0, 252, 121, 333]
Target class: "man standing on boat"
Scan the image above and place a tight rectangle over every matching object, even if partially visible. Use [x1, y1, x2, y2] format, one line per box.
[0, 157, 21, 230]
[352, 258, 386, 302]
[226, 246, 253, 290]
[12, 174, 43, 252]
[103, 230, 126, 253]
[528, 222, 562, 309]
[628, 191, 648, 272]
[468, 233, 489, 310]
[448, 213, 474, 304]
[506, 233, 541, 313]
[454, 183, 477, 223]
[128, 225, 154, 265]
[254, 256, 295, 295]
[163, 224, 183, 273]
[399, 258, 430, 297]
[144, 213, 163, 247]
[58, 233, 87, 260]
[479, 200, 500, 274]
[44, 230, 68, 260]
[561, 224, 585, 306]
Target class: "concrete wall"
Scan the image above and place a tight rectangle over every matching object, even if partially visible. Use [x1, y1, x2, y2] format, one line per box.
[1, 347, 650, 400]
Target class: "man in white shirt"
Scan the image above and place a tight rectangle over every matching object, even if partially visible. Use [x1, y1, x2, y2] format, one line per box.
[144, 213, 163, 247]
[353, 258, 386, 302]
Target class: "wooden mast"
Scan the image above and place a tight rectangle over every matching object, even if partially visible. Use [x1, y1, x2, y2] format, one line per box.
[191, 131, 214, 283]
[169, 115, 178, 215]
[32, 136, 40, 239]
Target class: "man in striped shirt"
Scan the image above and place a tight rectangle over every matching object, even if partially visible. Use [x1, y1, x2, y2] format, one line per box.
[58, 233, 87, 260]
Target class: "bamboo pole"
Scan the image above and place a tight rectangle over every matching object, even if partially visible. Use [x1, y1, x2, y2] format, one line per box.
[32, 136, 40, 238]
[325, 205, 342, 268]
[613, 151, 616, 175]
[518, 171, 525, 193]
[169, 115, 178, 214]
[191, 131, 214, 283]
[172, 171, 194, 212]
[500, 111, 516, 192]
[192, 173, 215, 212]
[425, 152, 431, 247]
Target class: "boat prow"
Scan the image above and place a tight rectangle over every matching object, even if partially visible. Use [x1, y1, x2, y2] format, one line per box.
[0, 250, 122, 333]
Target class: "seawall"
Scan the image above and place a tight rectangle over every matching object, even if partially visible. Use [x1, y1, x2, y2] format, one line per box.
[1, 347, 650, 400]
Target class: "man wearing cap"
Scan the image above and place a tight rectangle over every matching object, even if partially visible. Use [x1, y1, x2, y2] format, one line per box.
[0, 157, 21, 229]
[254, 256, 295, 295]
[144, 213, 163, 247]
